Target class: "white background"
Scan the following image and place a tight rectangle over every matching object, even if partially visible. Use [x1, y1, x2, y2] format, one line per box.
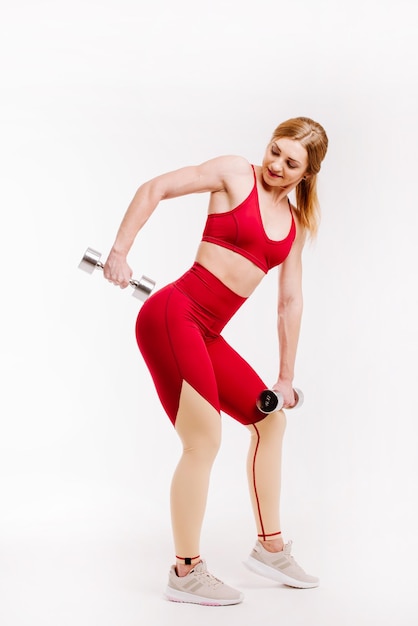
[1, 0, 417, 624]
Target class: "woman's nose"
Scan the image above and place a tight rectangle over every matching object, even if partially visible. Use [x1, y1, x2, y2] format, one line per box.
[271, 159, 283, 174]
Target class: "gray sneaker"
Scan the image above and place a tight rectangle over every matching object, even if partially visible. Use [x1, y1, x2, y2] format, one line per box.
[165, 560, 244, 606]
[244, 540, 319, 589]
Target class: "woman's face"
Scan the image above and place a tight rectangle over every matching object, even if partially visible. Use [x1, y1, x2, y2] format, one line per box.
[261, 137, 309, 192]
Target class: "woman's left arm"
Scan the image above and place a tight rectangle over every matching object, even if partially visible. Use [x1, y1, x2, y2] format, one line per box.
[272, 223, 307, 407]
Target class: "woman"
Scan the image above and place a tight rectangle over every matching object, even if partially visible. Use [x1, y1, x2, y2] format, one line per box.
[103, 116, 328, 606]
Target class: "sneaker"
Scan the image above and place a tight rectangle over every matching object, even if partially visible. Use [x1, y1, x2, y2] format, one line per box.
[165, 560, 244, 606]
[244, 540, 319, 589]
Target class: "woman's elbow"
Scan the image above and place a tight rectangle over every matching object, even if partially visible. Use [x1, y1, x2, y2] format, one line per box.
[278, 294, 303, 316]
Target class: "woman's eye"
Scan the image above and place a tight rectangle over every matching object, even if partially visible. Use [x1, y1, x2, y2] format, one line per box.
[287, 162, 296, 169]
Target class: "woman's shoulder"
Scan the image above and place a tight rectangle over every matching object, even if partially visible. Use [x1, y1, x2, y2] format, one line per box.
[204, 154, 251, 174]
[203, 156, 256, 215]
[209, 155, 254, 191]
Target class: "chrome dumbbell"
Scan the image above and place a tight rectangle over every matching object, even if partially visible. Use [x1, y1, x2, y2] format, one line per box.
[256, 387, 304, 414]
[78, 247, 155, 301]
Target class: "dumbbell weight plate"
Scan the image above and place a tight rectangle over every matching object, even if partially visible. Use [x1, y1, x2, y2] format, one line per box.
[293, 388, 304, 408]
[78, 247, 103, 274]
[256, 387, 304, 414]
[256, 389, 283, 414]
[130, 276, 155, 301]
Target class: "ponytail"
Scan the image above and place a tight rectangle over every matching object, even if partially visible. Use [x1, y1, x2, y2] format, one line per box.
[295, 175, 320, 237]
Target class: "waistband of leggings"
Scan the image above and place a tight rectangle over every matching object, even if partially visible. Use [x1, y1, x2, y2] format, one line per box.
[174, 262, 246, 317]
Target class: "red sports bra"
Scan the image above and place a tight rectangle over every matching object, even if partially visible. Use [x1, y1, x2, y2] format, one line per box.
[201, 165, 296, 273]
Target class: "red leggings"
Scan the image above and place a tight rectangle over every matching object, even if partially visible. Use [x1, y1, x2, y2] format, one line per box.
[135, 262, 267, 426]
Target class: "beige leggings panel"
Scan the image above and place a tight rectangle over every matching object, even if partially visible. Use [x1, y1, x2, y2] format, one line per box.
[171, 381, 222, 561]
[246, 411, 286, 540]
[171, 380, 286, 561]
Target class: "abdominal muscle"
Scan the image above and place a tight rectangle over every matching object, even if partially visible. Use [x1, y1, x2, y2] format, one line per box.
[195, 241, 266, 298]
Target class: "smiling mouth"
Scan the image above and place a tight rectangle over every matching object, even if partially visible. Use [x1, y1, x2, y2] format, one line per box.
[267, 168, 282, 178]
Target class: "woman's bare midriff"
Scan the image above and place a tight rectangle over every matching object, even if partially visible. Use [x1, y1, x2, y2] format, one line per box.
[195, 241, 266, 298]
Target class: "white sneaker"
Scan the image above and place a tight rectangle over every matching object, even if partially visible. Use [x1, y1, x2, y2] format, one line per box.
[244, 541, 319, 589]
[165, 560, 244, 606]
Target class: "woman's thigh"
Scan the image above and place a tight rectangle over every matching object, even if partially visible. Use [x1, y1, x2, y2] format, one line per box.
[135, 284, 221, 424]
[207, 336, 267, 425]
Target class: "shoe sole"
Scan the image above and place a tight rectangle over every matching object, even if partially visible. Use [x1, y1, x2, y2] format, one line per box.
[165, 586, 244, 606]
[244, 557, 319, 589]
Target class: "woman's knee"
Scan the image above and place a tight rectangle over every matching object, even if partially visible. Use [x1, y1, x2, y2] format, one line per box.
[175, 381, 222, 461]
[248, 410, 287, 439]
[178, 422, 221, 464]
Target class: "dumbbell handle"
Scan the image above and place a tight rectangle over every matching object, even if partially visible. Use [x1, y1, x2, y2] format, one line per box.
[256, 387, 304, 414]
[79, 247, 155, 301]
[94, 259, 148, 291]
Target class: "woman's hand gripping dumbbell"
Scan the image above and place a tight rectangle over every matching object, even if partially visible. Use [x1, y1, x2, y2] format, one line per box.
[256, 387, 304, 414]
[78, 247, 156, 301]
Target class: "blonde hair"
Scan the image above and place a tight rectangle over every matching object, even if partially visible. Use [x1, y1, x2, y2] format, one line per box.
[272, 117, 328, 237]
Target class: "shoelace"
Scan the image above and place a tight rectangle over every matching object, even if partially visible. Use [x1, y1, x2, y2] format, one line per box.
[194, 566, 223, 588]
[282, 541, 307, 572]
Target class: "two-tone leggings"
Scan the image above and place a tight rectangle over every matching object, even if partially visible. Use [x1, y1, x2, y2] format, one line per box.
[136, 262, 286, 562]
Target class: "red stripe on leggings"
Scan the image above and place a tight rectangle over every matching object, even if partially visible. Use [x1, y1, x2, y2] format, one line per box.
[252, 424, 281, 541]
[175, 554, 200, 561]
[252, 424, 266, 540]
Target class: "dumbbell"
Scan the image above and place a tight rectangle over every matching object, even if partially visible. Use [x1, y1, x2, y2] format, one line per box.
[78, 247, 156, 301]
[256, 387, 304, 414]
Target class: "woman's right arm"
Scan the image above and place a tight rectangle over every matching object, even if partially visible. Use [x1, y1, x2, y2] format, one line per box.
[103, 155, 248, 287]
